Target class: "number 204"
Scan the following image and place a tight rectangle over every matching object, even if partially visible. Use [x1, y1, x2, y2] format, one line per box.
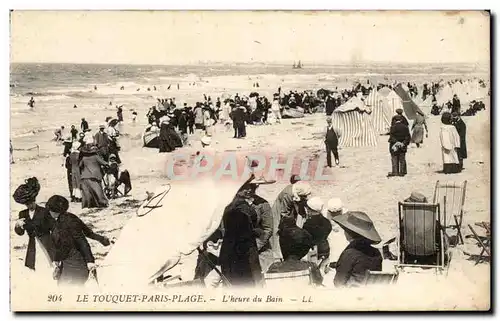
[48, 294, 62, 302]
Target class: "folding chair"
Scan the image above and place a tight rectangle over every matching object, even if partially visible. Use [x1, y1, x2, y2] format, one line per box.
[468, 224, 491, 265]
[264, 268, 312, 287]
[397, 202, 446, 272]
[363, 270, 399, 286]
[433, 180, 467, 245]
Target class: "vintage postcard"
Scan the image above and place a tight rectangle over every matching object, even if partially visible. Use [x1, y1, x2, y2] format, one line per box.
[9, 10, 490, 311]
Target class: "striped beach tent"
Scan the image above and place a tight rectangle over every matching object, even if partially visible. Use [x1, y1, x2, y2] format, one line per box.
[364, 87, 403, 134]
[331, 97, 377, 147]
[393, 84, 425, 120]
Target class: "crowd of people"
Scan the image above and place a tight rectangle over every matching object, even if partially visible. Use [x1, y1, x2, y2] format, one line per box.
[12, 76, 485, 289]
[192, 177, 386, 288]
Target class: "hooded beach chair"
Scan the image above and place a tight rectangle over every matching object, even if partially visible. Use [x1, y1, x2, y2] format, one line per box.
[433, 180, 467, 245]
[363, 270, 399, 286]
[397, 202, 446, 272]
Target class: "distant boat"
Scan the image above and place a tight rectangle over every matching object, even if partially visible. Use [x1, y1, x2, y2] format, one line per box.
[293, 61, 302, 69]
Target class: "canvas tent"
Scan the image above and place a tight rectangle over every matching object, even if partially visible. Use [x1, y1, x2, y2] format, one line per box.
[365, 87, 404, 134]
[331, 97, 377, 147]
[393, 84, 425, 120]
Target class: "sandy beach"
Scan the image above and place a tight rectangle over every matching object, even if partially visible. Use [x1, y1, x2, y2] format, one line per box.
[10, 68, 491, 310]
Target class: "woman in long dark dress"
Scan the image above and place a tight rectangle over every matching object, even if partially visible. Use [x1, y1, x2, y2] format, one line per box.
[158, 119, 175, 153]
[79, 144, 109, 208]
[46, 195, 110, 287]
[13, 177, 55, 272]
[219, 189, 262, 287]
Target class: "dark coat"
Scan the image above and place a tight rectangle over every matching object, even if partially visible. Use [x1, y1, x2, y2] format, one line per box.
[219, 196, 262, 287]
[334, 239, 382, 287]
[14, 205, 55, 269]
[389, 122, 411, 155]
[159, 123, 175, 153]
[303, 215, 332, 258]
[79, 154, 107, 181]
[51, 212, 108, 285]
[453, 118, 467, 159]
[325, 126, 339, 148]
[251, 195, 273, 253]
[325, 96, 335, 116]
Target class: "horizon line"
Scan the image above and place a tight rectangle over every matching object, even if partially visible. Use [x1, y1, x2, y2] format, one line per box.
[10, 60, 489, 66]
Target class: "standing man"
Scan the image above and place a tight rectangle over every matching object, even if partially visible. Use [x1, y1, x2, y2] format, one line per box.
[70, 125, 78, 141]
[452, 112, 467, 170]
[81, 118, 89, 132]
[452, 94, 461, 115]
[387, 118, 411, 177]
[93, 125, 110, 161]
[325, 117, 340, 167]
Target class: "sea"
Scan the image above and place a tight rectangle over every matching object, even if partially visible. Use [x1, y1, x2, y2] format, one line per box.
[9, 62, 488, 155]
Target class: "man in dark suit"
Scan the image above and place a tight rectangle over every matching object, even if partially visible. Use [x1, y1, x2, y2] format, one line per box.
[452, 112, 467, 170]
[452, 94, 461, 115]
[325, 117, 340, 167]
[388, 118, 411, 177]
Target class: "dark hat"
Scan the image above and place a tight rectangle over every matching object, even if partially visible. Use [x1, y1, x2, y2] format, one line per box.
[395, 108, 404, 115]
[13, 177, 40, 205]
[404, 191, 428, 203]
[333, 211, 382, 244]
[46, 195, 69, 214]
[278, 218, 313, 260]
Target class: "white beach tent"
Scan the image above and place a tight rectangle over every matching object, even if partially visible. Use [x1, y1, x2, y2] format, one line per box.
[332, 96, 378, 147]
[98, 178, 246, 290]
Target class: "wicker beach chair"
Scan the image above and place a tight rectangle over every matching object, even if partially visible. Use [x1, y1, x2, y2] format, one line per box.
[363, 270, 399, 286]
[264, 268, 312, 287]
[433, 180, 467, 245]
[397, 202, 446, 272]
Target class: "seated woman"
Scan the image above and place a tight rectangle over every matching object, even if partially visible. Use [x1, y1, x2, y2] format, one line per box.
[266, 216, 323, 286]
[332, 211, 383, 288]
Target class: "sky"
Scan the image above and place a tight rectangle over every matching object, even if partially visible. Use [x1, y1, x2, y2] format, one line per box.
[10, 10, 490, 65]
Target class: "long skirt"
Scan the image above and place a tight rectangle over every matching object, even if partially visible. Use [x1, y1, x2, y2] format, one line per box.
[443, 163, 461, 174]
[411, 124, 424, 144]
[58, 248, 89, 287]
[81, 178, 108, 208]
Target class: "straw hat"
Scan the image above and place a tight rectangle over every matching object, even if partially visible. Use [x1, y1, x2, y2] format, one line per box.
[332, 211, 382, 244]
[292, 181, 312, 201]
[405, 191, 427, 203]
[326, 198, 347, 214]
[306, 197, 324, 213]
[201, 136, 211, 146]
[99, 124, 106, 129]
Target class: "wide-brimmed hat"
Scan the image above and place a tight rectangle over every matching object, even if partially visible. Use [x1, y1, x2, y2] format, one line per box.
[333, 211, 381, 244]
[13, 177, 40, 205]
[404, 191, 427, 203]
[109, 154, 117, 160]
[46, 195, 69, 214]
